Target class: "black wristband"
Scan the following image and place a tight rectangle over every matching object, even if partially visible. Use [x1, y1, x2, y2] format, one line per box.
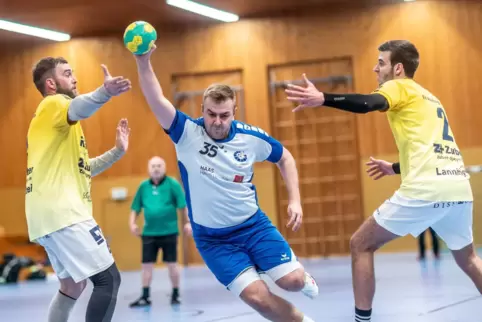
[392, 162, 401, 174]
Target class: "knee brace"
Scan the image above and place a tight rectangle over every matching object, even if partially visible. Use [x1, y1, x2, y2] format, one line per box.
[86, 263, 121, 322]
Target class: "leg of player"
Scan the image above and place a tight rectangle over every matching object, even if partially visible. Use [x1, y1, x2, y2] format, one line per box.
[196, 230, 315, 322]
[163, 234, 181, 304]
[47, 277, 86, 322]
[274, 267, 318, 298]
[429, 201, 482, 294]
[350, 216, 399, 322]
[130, 263, 154, 307]
[167, 263, 181, 304]
[237, 274, 311, 322]
[38, 219, 121, 322]
[429, 227, 440, 259]
[130, 236, 158, 307]
[418, 229, 426, 260]
[142, 263, 154, 299]
[85, 262, 122, 322]
[241, 213, 317, 321]
[451, 243, 482, 293]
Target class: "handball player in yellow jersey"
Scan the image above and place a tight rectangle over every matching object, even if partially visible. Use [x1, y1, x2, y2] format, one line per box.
[285, 40, 482, 322]
[26, 57, 131, 322]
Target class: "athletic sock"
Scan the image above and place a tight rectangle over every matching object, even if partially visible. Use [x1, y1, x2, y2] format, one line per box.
[355, 307, 372, 322]
[47, 290, 76, 322]
[172, 288, 179, 296]
[142, 287, 150, 298]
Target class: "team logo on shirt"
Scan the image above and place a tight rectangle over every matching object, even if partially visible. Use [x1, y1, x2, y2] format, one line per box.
[234, 151, 247, 162]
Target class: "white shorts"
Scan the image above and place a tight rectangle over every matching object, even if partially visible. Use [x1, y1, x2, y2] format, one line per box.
[35, 219, 114, 283]
[373, 191, 473, 250]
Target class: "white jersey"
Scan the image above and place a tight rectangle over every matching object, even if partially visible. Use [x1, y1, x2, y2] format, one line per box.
[166, 110, 284, 235]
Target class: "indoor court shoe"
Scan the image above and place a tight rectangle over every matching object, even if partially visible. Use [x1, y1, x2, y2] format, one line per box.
[171, 293, 181, 305]
[301, 272, 319, 299]
[129, 296, 151, 308]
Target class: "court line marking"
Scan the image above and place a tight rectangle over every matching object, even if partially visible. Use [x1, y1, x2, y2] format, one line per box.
[419, 295, 480, 315]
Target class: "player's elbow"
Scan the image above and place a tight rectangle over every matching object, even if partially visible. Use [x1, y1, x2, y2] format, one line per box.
[358, 102, 385, 114]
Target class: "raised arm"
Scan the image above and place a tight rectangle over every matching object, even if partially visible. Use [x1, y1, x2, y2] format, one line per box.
[68, 65, 131, 124]
[133, 45, 176, 130]
[285, 73, 389, 113]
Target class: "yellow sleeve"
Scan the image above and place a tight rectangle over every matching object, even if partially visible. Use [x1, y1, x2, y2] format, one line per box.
[372, 80, 404, 111]
[37, 94, 75, 131]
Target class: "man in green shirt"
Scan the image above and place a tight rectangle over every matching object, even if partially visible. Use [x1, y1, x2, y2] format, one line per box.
[128, 156, 191, 307]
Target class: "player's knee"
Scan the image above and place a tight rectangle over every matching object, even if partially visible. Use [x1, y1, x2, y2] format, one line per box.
[350, 231, 374, 253]
[350, 234, 361, 253]
[142, 263, 155, 273]
[89, 263, 121, 297]
[59, 278, 87, 299]
[275, 268, 305, 292]
[240, 281, 273, 313]
[167, 263, 179, 275]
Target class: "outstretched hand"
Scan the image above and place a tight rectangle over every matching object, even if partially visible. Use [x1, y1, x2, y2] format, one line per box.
[101, 65, 131, 96]
[366, 157, 395, 180]
[285, 73, 325, 112]
[134, 44, 157, 64]
[115, 118, 131, 152]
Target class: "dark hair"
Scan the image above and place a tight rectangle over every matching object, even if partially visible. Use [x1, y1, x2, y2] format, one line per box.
[32, 57, 68, 96]
[203, 84, 236, 105]
[378, 40, 419, 78]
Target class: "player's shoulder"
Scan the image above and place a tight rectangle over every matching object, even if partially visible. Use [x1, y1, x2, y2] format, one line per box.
[166, 176, 180, 184]
[37, 94, 71, 113]
[177, 109, 204, 127]
[138, 179, 152, 189]
[166, 177, 183, 190]
[233, 120, 271, 140]
[40, 93, 71, 106]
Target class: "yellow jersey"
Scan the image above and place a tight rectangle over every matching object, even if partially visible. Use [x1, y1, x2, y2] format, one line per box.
[374, 78, 472, 202]
[26, 94, 93, 241]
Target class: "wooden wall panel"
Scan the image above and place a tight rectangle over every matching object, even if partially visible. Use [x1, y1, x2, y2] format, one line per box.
[1, 1, 482, 261]
[176, 1, 482, 157]
[269, 58, 363, 258]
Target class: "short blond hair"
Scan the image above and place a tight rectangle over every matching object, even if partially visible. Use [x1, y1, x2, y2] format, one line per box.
[203, 84, 236, 105]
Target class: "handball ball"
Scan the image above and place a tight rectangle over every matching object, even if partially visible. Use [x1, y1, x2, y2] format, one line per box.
[123, 21, 157, 55]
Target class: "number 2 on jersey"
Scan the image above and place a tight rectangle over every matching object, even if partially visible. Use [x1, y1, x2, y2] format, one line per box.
[437, 107, 454, 142]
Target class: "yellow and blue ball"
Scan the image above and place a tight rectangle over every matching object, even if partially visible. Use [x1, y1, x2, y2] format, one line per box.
[123, 21, 157, 55]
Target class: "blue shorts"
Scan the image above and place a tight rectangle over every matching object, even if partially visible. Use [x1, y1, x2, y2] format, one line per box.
[194, 210, 300, 293]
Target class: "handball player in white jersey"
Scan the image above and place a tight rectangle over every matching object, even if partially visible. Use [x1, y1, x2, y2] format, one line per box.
[131, 46, 318, 322]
